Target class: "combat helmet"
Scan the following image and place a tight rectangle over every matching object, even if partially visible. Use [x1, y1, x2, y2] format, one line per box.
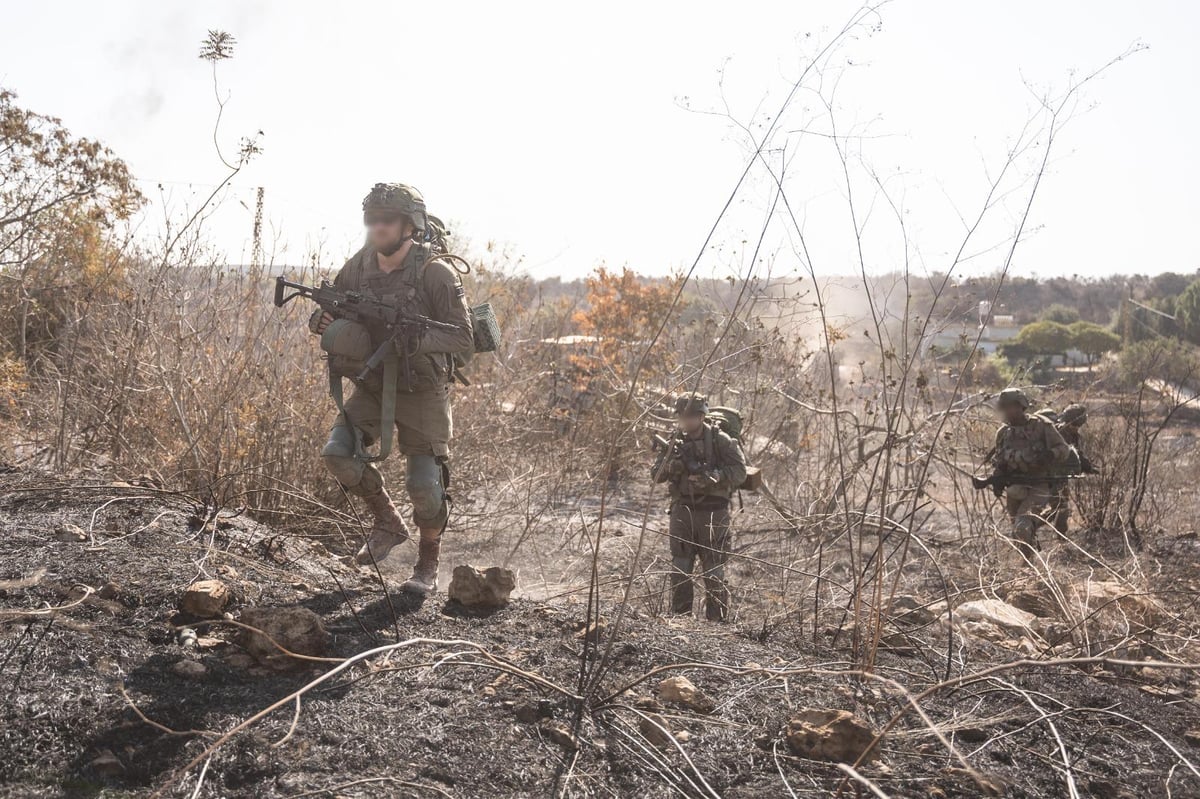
[1059, 403, 1088, 427]
[996, 387, 1031, 409]
[674, 393, 709, 416]
[362, 182, 428, 236]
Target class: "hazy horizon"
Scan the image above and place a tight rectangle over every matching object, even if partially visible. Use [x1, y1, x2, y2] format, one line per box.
[3, 1, 1197, 281]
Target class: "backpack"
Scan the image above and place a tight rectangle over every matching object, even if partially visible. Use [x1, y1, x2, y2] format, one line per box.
[420, 215, 501, 378]
[705, 406, 762, 492]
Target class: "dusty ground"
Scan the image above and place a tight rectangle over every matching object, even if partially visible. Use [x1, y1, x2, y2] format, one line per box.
[2, 466, 1200, 798]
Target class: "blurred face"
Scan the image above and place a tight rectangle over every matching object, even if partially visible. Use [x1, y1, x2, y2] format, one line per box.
[678, 411, 705, 435]
[364, 213, 414, 253]
[998, 401, 1025, 425]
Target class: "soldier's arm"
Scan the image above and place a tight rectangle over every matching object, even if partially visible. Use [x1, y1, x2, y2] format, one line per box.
[716, 432, 748, 489]
[414, 260, 475, 355]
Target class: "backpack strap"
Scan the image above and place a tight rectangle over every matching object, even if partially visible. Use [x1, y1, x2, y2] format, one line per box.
[704, 424, 717, 469]
[328, 359, 398, 463]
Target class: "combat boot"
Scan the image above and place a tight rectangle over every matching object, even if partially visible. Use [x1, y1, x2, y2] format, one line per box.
[354, 490, 410, 566]
[400, 534, 441, 595]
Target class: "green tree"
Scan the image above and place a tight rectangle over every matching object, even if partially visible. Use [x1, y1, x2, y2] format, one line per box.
[1041, 303, 1080, 325]
[1016, 320, 1072, 356]
[1174, 279, 1200, 345]
[1068, 320, 1120, 367]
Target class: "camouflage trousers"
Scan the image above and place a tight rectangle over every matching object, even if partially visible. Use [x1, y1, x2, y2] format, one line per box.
[1004, 484, 1051, 559]
[1049, 481, 1070, 534]
[668, 500, 732, 622]
[321, 383, 452, 529]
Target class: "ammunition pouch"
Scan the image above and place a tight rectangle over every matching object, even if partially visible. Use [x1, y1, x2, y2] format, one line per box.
[470, 303, 501, 353]
[321, 319, 373, 379]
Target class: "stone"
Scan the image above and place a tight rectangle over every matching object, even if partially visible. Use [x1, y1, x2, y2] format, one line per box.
[97, 582, 120, 600]
[89, 749, 124, 776]
[656, 675, 716, 713]
[889, 594, 938, 625]
[172, 659, 207, 680]
[638, 713, 674, 748]
[574, 618, 608, 642]
[953, 599, 1039, 635]
[238, 606, 330, 670]
[1075, 580, 1164, 633]
[539, 720, 578, 751]
[447, 565, 516, 610]
[1003, 588, 1058, 618]
[1185, 730, 1200, 747]
[180, 579, 231, 618]
[54, 524, 87, 542]
[785, 708, 879, 764]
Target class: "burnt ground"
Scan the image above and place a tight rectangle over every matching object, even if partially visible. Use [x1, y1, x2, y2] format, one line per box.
[2, 467, 1200, 798]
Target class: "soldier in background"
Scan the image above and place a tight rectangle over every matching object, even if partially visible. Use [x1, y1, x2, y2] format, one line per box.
[652, 394, 747, 621]
[1049, 403, 1092, 534]
[987, 388, 1071, 560]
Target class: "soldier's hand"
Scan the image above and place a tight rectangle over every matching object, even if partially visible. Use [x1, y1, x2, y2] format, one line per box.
[309, 310, 334, 335]
[667, 459, 686, 479]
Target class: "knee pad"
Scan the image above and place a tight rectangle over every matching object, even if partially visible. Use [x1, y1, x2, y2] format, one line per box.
[406, 455, 447, 529]
[322, 426, 382, 495]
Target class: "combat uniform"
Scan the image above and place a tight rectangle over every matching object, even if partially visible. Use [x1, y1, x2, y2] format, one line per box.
[316, 183, 473, 594]
[991, 393, 1070, 556]
[1049, 404, 1089, 534]
[653, 408, 747, 621]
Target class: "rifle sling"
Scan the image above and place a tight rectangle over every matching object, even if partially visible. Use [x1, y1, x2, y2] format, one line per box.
[329, 354, 399, 463]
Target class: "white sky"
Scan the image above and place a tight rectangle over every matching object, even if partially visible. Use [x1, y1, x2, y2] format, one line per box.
[2, 1, 1197, 280]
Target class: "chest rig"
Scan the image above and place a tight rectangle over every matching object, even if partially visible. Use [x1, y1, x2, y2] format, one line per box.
[996, 419, 1048, 472]
[329, 245, 442, 462]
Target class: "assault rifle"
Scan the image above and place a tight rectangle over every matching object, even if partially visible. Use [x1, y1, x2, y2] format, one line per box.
[274, 275, 461, 382]
[970, 468, 1093, 497]
[651, 433, 719, 485]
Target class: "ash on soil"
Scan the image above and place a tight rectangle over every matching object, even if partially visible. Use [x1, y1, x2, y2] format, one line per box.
[1, 468, 1198, 798]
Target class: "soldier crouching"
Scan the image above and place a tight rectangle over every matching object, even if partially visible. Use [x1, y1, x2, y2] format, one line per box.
[652, 394, 747, 621]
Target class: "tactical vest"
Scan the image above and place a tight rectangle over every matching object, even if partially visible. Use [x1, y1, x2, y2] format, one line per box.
[671, 424, 732, 503]
[995, 417, 1052, 474]
[337, 243, 453, 391]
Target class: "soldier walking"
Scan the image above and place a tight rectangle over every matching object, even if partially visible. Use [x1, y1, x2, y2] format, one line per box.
[652, 394, 747, 621]
[987, 388, 1071, 560]
[1049, 403, 1091, 534]
[310, 183, 473, 594]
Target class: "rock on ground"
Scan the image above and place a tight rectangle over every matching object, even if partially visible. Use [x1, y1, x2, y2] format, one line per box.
[179, 579, 231, 618]
[238, 606, 330, 669]
[447, 565, 517, 609]
[657, 675, 716, 713]
[785, 707, 879, 764]
[953, 599, 1039, 634]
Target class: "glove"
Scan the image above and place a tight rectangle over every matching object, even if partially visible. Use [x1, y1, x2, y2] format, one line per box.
[309, 309, 332, 335]
[667, 458, 686, 479]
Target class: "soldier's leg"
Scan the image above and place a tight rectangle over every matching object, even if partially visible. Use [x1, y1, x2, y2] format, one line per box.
[399, 454, 447, 595]
[320, 388, 409, 565]
[668, 503, 697, 616]
[697, 506, 732, 622]
[1051, 483, 1070, 534]
[1006, 485, 1046, 564]
[396, 388, 453, 595]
